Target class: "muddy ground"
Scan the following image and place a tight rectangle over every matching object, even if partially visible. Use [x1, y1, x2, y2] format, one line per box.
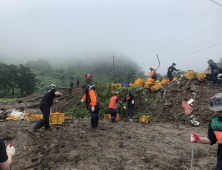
[1, 78, 222, 169]
[0, 119, 218, 170]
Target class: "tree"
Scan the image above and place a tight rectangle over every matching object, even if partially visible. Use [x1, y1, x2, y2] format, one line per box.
[8, 64, 19, 97]
[25, 58, 52, 75]
[0, 62, 11, 95]
[17, 64, 36, 97]
[126, 69, 137, 83]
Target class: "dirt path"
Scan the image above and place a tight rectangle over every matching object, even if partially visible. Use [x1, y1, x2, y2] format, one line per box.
[0, 119, 218, 170]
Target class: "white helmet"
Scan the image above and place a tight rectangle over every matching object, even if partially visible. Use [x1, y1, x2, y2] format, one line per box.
[208, 93, 222, 111]
[49, 84, 56, 89]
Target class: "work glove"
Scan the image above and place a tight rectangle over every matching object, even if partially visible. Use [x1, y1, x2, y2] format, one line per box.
[6, 144, 15, 156]
[60, 94, 63, 97]
[191, 133, 200, 143]
[81, 99, 84, 103]
[91, 107, 95, 112]
[132, 100, 134, 105]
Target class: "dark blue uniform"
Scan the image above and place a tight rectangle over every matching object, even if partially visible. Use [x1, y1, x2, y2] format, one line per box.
[123, 92, 135, 118]
[209, 61, 218, 84]
[167, 66, 178, 82]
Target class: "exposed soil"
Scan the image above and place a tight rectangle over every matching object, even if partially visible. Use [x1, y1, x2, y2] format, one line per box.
[0, 119, 218, 170]
[1, 78, 222, 169]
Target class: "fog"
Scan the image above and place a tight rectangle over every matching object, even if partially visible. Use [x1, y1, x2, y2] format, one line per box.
[0, 0, 221, 75]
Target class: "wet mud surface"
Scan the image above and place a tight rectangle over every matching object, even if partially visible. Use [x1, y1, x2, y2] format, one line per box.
[0, 119, 218, 170]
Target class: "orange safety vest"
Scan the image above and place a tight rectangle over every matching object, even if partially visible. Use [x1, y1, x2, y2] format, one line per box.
[150, 70, 155, 76]
[87, 73, 91, 78]
[108, 95, 118, 109]
[211, 116, 222, 144]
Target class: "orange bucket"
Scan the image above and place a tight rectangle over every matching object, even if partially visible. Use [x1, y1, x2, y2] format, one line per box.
[108, 113, 119, 121]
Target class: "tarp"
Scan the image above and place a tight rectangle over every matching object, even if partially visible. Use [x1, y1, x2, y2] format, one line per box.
[182, 100, 193, 115]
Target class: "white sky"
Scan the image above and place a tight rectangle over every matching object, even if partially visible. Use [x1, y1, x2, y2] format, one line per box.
[0, 0, 222, 75]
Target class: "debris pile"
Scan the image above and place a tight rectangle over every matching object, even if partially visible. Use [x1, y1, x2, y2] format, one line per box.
[0, 87, 82, 121]
[134, 74, 221, 126]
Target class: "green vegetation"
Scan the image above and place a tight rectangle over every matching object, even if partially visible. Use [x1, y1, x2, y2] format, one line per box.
[0, 62, 36, 98]
[66, 105, 90, 118]
[25, 57, 145, 92]
[65, 86, 140, 118]
[0, 98, 21, 102]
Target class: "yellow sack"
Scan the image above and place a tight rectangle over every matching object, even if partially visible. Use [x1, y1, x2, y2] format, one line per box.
[186, 70, 195, 80]
[25, 112, 43, 120]
[129, 83, 137, 87]
[155, 80, 160, 84]
[115, 83, 122, 89]
[146, 77, 155, 83]
[161, 82, 167, 86]
[195, 72, 206, 79]
[144, 82, 155, 89]
[111, 83, 115, 90]
[151, 83, 164, 92]
[134, 78, 143, 86]
[161, 79, 169, 83]
[172, 77, 178, 81]
[7, 116, 23, 121]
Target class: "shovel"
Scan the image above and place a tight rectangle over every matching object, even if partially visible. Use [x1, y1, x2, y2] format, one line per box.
[190, 143, 195, 170]
[7, 144, 12, 170]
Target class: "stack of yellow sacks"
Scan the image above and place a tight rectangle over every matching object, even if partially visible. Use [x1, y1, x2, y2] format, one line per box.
[144, 77, 155, 89]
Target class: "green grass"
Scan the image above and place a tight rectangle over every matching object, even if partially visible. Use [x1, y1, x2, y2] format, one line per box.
[0, 98, 21, 102]
[65, 105, 90, 118]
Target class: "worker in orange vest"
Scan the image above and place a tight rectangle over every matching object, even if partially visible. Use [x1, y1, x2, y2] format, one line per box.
[85, 73, 93, 85]
[149, 68, 157, 80]
[108, 91, 120, 123]
[81, 84, 100, 128]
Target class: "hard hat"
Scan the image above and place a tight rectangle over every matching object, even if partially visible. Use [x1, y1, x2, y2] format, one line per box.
[82, 84, 89, 90]
[49, 84, 56, 89]
[207, 59, 213, 63]
[172, 63, 176, 66]
[208, 93, 222, 111]
[150, 67, 153, 70]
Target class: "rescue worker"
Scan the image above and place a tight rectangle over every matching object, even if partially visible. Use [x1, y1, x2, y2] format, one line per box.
[108, 91, 120, 123]
[149, 68, 157, 80]
[205, 59, 219, 85]
[0, 138, 15, 170]
[191, 93, 222, 170]
[85, 73, 92, 85]
[70, 80, 74, 89]
[33, 84, 62, 132]
[167, 63, 180, 82]
[81, 84, 100, 128]
[76, 78, 80, 87]
[122, 89, 135, 122]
